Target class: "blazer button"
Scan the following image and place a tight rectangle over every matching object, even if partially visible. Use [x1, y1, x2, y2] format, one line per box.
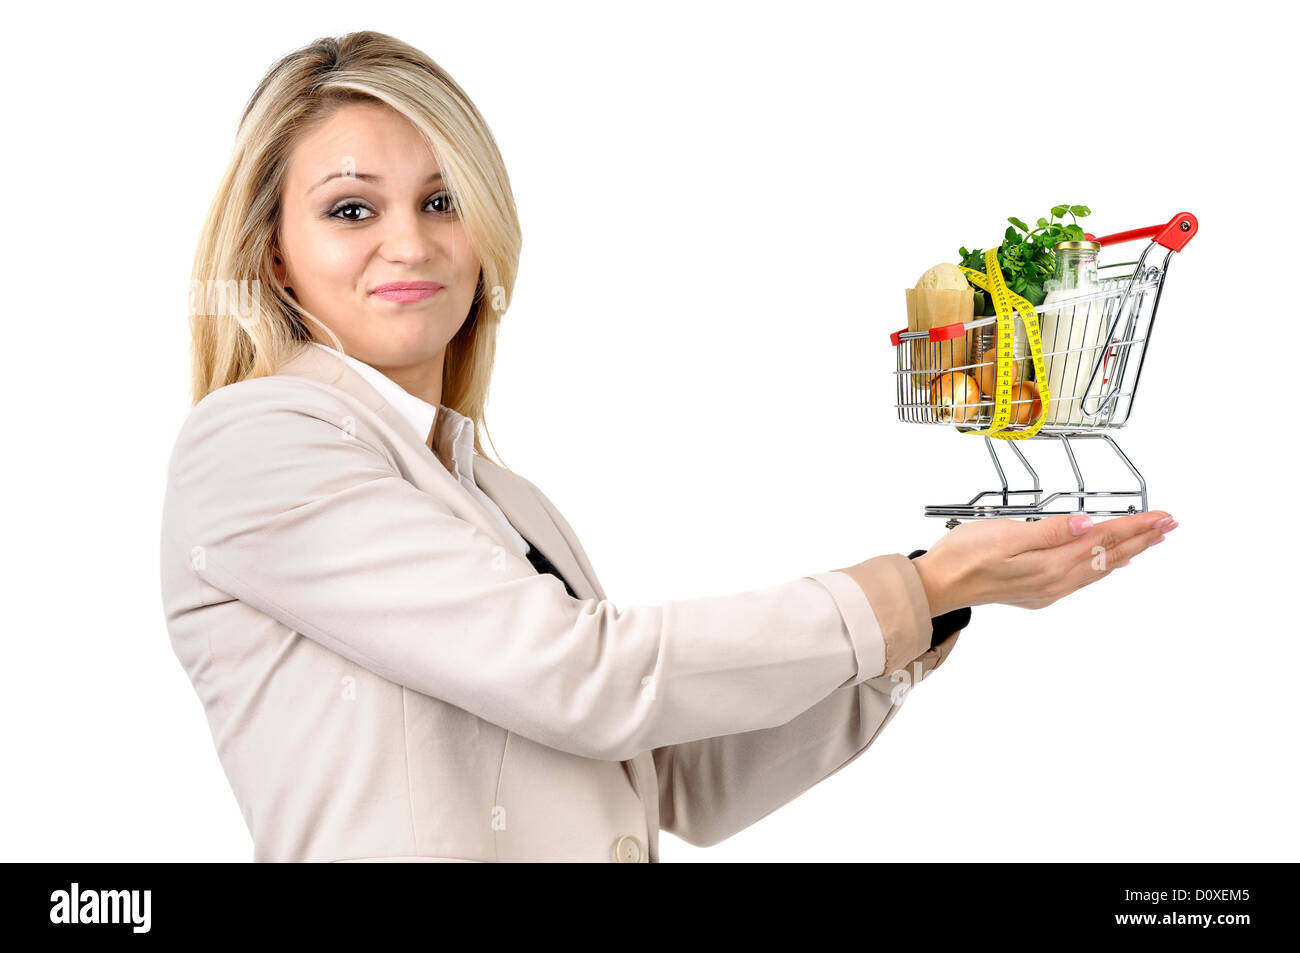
[614, 834, 644, 863]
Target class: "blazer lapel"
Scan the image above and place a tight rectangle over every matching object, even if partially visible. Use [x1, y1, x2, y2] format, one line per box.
[275, 343, 520, 554]
[471, 461, 595, 599]
[275, 342, 596, 600]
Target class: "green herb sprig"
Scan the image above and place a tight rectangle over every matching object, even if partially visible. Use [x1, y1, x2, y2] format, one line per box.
[959, 204, 1092, 309]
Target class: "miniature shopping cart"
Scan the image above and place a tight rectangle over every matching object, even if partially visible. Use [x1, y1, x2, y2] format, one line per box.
[889, 211, 1197, 525]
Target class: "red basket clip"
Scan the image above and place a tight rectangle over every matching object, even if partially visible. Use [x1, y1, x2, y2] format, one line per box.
[891, 320, 970, 347]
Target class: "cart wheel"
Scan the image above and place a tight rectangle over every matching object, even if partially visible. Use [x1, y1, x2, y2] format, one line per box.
[944, 518, 961, 530]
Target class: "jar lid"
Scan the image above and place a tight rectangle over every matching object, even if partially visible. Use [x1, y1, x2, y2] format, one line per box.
[1054, 240, 1101, 251]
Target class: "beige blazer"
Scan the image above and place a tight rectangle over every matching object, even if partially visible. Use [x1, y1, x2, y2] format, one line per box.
[159, 342, 961, 862]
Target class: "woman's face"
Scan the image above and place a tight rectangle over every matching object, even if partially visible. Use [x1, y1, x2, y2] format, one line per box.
[274, 101, 481, 394]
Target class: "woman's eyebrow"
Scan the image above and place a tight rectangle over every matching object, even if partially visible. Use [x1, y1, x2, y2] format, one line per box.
[308, 170, 443, 194]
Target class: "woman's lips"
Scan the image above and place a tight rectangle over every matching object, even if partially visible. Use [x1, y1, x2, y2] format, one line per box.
[371, 281, 444, 303]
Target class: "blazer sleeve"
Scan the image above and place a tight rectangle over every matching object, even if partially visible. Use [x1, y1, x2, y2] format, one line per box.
[652, 573, 965, 848]
[163, 377, 920, 763]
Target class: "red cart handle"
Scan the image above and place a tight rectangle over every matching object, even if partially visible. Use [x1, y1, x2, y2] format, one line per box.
[1084, 211, 1198, 252]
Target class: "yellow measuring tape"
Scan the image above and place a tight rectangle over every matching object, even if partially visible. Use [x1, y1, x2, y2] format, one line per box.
[954, 249, 1051, 440]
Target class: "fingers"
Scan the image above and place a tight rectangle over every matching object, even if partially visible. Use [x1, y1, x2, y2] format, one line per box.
[1105, 522, 1170, 571]
[1047, 511, 1172, 597]
[1068, 521, 1169, 592]
[1067, 511, 1170, 557]
[1015, 510, 1170, 555]
[1015, 512, 1097, 553]
[1098, 511, 1171, 542]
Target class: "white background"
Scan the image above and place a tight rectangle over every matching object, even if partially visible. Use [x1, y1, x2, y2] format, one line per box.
[2, 0, 1295, 862]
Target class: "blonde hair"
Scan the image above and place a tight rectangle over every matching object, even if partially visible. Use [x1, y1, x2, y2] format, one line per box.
[188, 30, 520, 467]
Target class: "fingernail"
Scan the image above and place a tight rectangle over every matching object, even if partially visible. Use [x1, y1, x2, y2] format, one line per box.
[1070, 515, 1093, 535]
[1166, 520, 1179, 531]
[1155, 517, 1174, 531]
[1151, 535, 1167, 545]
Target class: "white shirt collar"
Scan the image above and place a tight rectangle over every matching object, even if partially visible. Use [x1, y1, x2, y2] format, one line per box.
[307, 341, 477, 481]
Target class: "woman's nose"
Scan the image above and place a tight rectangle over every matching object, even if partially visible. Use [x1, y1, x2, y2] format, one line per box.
[377, 210, 439, 263]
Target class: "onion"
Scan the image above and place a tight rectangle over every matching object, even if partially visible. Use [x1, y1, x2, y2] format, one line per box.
[930, 372, 982, 423]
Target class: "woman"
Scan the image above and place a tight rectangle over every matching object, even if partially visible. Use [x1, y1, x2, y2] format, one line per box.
[161, 31, 1175, 863]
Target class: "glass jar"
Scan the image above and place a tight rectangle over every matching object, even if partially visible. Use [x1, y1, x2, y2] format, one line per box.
[1050, 240, 1101, 295]
[1039, 240, 1104, 426]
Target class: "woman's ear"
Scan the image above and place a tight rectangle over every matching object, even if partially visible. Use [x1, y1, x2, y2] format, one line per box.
[271, 253, 294, 297]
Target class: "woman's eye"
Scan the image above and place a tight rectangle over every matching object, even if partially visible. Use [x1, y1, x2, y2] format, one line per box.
[426, 191, 457, 215]
[327, 201, 374, 222]
[326, 192, 456, 223]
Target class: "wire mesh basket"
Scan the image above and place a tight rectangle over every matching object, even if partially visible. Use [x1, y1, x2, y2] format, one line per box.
[889, 212, 1197, 522]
